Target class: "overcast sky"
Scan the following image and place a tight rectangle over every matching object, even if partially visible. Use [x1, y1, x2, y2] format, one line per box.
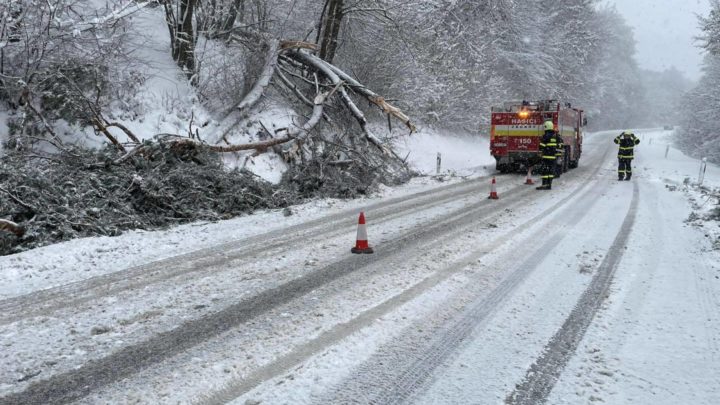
[604, 0, 711, 80]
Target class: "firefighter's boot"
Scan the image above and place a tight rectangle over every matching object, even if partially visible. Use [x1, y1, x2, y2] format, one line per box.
[618, 174, 624, 181]
[625, 173, 632, 181]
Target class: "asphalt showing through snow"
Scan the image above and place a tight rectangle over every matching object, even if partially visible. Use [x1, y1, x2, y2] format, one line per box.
[0, 179, 535, 404]
[319, 146, 614, 405]
[0, 175, 491, 326]
[506, 181, 640, 405]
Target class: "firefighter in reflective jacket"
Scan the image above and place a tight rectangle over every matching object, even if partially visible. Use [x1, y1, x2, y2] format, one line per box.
[614, 130, 640, 180]
[537, 121, 559, 190]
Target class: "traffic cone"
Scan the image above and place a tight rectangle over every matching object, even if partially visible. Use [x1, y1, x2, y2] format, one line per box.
[524, 167, 534, 185]
[488, 177, 499, 199]
[351, 212, 374, 254]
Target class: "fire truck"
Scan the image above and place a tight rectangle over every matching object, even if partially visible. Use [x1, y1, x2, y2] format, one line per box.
[489, 100, 585, 173]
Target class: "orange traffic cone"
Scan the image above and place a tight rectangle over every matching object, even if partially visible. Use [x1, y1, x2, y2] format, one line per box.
[488, 177, 499, 199]
[351, 212, 374, 254]
[525, 167, 534, 185]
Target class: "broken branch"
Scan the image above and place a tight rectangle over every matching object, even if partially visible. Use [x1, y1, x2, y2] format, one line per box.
[0, 219, 25, 237]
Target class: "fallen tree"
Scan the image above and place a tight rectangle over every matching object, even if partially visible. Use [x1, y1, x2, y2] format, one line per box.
[207, 36, 415, 158]
[0, 146, 296, 255]
[84, 34, 417, 206]
[42, 34, 416, 174]
[2, 29, 418, 254]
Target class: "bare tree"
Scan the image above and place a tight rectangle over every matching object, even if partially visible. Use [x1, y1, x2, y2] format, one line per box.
[197, 0, 246, 36]
[316, 0, 344, 63]
[0, 1, 151, 148]
[678, 0, 720, 162]
[162, 0, 199, 84]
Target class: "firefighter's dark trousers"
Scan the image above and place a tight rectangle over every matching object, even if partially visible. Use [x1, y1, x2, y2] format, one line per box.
[618, 157, 633, 180]
[541, 159, 555, 187]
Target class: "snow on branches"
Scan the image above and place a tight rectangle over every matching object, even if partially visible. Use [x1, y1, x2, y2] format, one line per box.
[170, 34, 415, 160]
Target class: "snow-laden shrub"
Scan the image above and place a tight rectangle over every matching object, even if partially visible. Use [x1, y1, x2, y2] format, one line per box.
[38, 61, 110, 126]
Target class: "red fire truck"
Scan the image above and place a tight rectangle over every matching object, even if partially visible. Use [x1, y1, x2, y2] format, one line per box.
[490, 100, 585, 173]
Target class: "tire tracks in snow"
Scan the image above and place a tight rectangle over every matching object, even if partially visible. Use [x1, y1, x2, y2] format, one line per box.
[691, 240, 720, 362]
[197, 187, 588, 404]
[0, 177, 545, 405]
[199, 142, 614, 404]
[319, 154, 613, 405]
[505, 182, 639, 405]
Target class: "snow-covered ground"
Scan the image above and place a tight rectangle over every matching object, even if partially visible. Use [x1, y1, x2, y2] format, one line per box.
[549, 131, 720, 404]
[415, 129, 720, 405]
[1, 128, 719, 404]
[218, 129, 720, 405]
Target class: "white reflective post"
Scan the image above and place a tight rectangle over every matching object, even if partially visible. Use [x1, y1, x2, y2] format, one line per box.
[436, 152, 442, 175]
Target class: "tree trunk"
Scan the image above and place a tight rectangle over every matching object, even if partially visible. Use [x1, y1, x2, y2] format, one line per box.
[222, 0, 245, 31]
[176, 0, 198, 84]
[315, 0, 330, 45]
[164, 0, 198, 85]
[252, 0, 267, 31]
[318, 0, 344, 64]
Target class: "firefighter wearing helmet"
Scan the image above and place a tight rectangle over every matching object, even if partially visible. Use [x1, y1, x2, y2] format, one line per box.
[614, 130, 640, 180]
[537, 120, 559, 190]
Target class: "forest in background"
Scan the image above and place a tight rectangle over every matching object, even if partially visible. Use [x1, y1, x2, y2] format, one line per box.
[678, 0, 720, 163]
[0, 0, 696, 140]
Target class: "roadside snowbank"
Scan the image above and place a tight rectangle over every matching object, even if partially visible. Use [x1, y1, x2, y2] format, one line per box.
[393, 129, 490, 176]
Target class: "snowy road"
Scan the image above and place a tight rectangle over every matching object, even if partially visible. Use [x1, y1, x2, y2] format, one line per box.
[1, 130, 719, 404]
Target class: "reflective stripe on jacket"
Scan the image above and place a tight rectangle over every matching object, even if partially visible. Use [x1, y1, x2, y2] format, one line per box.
[614, 133, 640, 159]
[540, 130, 558, 160]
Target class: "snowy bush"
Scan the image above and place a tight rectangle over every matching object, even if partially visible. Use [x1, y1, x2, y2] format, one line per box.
[38, 62, 111, 126]
[109, 70, 148, 122]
